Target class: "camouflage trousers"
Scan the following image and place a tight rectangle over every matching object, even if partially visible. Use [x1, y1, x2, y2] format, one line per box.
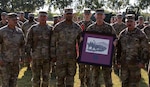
[121, 65, 141, 87]
[1, 62, 19, 87]
[92, 66, 113, 87]
[56, 59, 77, 87]
[79, 63, 92, 87]
[31, 58, 51, 87]
[50, 62, 56, 79]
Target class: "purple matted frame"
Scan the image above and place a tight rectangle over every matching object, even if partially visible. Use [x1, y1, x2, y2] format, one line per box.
[78, 31, 115, 67]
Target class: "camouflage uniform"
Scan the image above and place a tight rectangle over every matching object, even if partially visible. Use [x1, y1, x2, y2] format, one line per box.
[112, 22, 126, 76]
[22, 20, 37, 36]
[0, 21, 7, 28]
[22, 13, 37, 70]
[136, 24, 144, 29]
[51, 18, 82, 87]
[0, 13, 25, 87]
[86, 8, 116, 87]
[50, 16, 60, 80]
[117, 14, 149, 87]
[18, 11, 28, 23]
[142, 26, 150, 87]
[26, 23, 52, 87]
[79, 20, 94, 31]
[87, 21, 115, 87]
[112, 22, 126, 37]
[0, 12, 8, 28]
[142, 26, 150, 41]
[136, 16, 145, 30]
[78, 19, 94, 87]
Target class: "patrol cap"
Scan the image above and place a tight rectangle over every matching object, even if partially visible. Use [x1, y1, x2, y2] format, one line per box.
[28, 13, 34, 17]
[64, 8, 73, 14]
[53, 16, 59, 20]
[1, 12, 7, 16]
[7, 13, 18, 19]
[84, 8, 91, 14]
[116, 13, 123, 18]
[95, 8, 104, 14]
[125, 14, 135, 21]
[39, 11, 48, 16]
[19, 11, 24, 14]
[144, 21, 149, 25]
[138, 16, 144, 20]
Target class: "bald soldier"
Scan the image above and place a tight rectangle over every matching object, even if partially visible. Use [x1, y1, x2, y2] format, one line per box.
[26, 11, 53, 87]
[117, 14, 149, 87]
[78, 8, 94, 87]
[51, 8, 82, 87]
[0, 13, 25, 87]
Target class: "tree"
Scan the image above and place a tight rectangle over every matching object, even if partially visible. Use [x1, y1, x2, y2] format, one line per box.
[78, 0, 105, 10]
[48, 0, 73, 14]
[137, 0, 150, 10]
[0, 0, 45, 12]
[107, 0, 129, 12]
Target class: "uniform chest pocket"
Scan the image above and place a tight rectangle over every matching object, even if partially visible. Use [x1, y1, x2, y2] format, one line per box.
[130, 37, 141, 47]
[67, 29, 78, 43]
[132, 38, 140, 43]
[3, 34, 12, 45]
[3, 33, 22, 45]
[42, 31, 50, 40]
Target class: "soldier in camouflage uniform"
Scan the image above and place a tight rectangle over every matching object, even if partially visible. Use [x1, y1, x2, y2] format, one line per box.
[53, 16, 60, 26]
[142, 25, 150, 41]
[112, 13, 126, 76]
[143, 24, 150, 87]
[51, 8, 82, 87]
[136, 16, 145, 29]
[116, 14, 149, 87]
[18, 11, 28, 23]
[110, 16, 117, 25]
[26, 11, 52, 87]
[112, 13, 127, 37]
[22, 13, 37, 70]
[87, 8, 117, 87]
[50, 16, 60, 80]
[0, 12, 8, 28]
[17, 11, 28, 27]
[0, 13, 25, 87]
[22, 13, 37, 36]
[0, 12, 8, 79]
[78, 9, 94, 87]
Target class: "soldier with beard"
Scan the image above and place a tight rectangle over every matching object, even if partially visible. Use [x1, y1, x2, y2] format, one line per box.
[116, 14, 149, 87]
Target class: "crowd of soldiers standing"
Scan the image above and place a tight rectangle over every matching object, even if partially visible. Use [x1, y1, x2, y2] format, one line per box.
[0, 7, 149, 87]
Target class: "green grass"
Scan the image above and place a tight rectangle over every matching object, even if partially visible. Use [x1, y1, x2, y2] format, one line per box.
[0, 66, 141, 87]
